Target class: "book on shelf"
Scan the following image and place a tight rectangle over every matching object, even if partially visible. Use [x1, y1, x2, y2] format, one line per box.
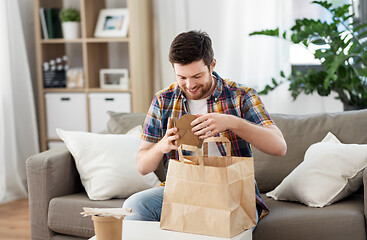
[39, 8, 48, 39]
[40, 8, 62, 39]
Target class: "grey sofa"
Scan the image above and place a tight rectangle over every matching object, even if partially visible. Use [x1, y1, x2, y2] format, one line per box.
[27, 110, 367, 240]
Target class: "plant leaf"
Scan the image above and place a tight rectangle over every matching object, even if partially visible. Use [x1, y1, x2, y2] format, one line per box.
[280, 71, 285, 78]
[249, 28, 279, 37]
[312, 1, 333, 10]
[354, 22, 367, 32]
[358, 30, 367, 38]
[312, 38, 327, 45]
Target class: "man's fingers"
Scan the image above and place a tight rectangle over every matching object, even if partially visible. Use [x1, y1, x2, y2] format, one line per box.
[194, 124, 213, 136]
[199, 129, 217, 139]
[192, 121, 209, 132]
[166, 127, 177, 136]
[168, 135, 179, 150]
[167, 135, 179, 144]
[168, 117, 173, 129]
[191, 115, 207, 126]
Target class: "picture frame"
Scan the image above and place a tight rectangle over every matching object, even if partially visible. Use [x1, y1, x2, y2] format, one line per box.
[100, 69, 129, 90]
[94, 8, 129, 38]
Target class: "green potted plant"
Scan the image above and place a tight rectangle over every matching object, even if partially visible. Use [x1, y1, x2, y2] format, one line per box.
[250, 1, 367, 110]
[60, 7, 81, 39]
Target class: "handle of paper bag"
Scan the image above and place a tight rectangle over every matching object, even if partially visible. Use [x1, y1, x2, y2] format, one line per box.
[178, 144, 204, 166]
[203, 137, 232, 156]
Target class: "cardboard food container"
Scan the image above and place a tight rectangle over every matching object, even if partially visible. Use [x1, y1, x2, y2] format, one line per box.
[174, 114, 203, 148]
[92, 216, 123, 240]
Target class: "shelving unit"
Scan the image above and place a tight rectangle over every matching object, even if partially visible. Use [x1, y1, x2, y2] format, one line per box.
[34, 0, 153, 151]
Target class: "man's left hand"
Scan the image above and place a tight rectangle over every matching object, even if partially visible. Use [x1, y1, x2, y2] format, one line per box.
[191, 113, 231, 139]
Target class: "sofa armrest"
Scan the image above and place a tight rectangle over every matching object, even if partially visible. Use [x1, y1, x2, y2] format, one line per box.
[26, 146, 83, 240]
[363, 168, 367, 228]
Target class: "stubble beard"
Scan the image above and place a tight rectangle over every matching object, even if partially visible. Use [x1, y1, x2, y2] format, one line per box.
[182, 76, 214, 100]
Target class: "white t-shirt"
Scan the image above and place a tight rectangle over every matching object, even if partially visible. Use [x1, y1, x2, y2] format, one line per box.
[186, 98, 222, 156]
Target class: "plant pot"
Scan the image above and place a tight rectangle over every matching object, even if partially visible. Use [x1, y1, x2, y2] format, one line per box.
[343, 104, 367, 111]
[62, 22, 80, 39]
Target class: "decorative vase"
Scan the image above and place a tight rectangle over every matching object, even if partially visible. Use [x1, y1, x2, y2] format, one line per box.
[343, 104, 367, 111]
[62, 22, 80, 39]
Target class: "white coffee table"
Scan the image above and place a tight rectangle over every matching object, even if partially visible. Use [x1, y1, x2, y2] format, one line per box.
[89, 220, 252, 240]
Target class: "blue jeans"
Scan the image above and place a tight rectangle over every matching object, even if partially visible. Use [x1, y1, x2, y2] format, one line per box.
[123, 186, 165, 221]
[123, 186, 259, 230]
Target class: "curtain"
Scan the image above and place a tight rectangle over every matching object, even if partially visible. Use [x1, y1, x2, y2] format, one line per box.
[0, 0, 39, 204]
[153, 0, 293, 92]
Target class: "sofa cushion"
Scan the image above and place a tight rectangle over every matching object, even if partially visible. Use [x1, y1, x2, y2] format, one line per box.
[254, 194, 365, 240]
[106, 111, 146, 134]
[57, 129, 161, 200]
[266, 132, 367, 207]
[52, 235, 86, 240]
[254, 109, 367, 193]
[48, 193, 124, 238]
[105, 112, 167, 182]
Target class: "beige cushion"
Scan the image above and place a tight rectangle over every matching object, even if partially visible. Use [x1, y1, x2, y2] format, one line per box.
[266, 132, 367, 207]
[254, 110, 367, 193]
[106, 111, 146, 134]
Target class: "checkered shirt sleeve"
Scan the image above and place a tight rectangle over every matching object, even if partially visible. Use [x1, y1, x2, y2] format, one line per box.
[141, 95, 162, 143]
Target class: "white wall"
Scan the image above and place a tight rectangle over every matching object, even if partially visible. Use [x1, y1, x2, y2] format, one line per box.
[259, 83, 343, 115]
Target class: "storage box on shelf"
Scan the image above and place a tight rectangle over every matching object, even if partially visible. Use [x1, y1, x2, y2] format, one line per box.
[34, 0, 153, 151]
[45, 93, 88, 139]
[89, 92, 131, 133]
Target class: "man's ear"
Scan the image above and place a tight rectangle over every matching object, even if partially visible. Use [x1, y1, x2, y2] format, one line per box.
[210, 59, 216, 73]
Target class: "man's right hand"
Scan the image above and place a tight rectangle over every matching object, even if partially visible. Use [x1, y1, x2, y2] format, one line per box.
[156, 117, 179, 154]
[137, 117, 179, 175]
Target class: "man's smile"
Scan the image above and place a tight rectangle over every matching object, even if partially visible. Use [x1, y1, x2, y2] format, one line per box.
[188, 87, 199, 93]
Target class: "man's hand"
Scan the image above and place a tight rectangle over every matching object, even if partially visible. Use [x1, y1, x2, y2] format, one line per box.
[190, 113, 287, 156]
[137, 117, 179, 175]
[156, 117, 179, 153]
[191, 113, 230, 139]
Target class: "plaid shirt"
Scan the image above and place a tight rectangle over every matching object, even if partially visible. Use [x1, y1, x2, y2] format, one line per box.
[142, 72, 273, 218]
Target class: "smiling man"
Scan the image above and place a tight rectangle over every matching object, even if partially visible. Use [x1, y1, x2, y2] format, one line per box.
[123, 30, 287, 227]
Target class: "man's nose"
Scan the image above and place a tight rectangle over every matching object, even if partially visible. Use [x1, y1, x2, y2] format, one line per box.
[186, 79, 195, 89]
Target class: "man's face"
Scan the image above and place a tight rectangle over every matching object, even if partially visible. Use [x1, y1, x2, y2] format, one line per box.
[174, 59, 216, 100]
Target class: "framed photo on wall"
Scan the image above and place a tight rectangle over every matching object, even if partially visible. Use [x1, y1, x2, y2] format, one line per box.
[100, 69, 129, 90]
[94, 8, 129, 38]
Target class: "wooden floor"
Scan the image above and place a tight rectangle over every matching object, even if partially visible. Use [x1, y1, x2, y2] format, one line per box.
[0, 198, 31, 240]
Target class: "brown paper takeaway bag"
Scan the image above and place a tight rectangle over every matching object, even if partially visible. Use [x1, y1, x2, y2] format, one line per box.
[160, 137, 256, 238]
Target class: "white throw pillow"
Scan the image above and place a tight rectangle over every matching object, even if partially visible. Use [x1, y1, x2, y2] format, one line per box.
[266, 132, 367, 207]
[56, 128, 161, 200]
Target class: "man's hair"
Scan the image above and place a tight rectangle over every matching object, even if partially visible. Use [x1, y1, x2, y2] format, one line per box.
[169, 30, 214, 69]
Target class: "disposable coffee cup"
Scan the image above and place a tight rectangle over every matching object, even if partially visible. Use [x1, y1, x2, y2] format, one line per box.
[92, 216, 123, 240]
